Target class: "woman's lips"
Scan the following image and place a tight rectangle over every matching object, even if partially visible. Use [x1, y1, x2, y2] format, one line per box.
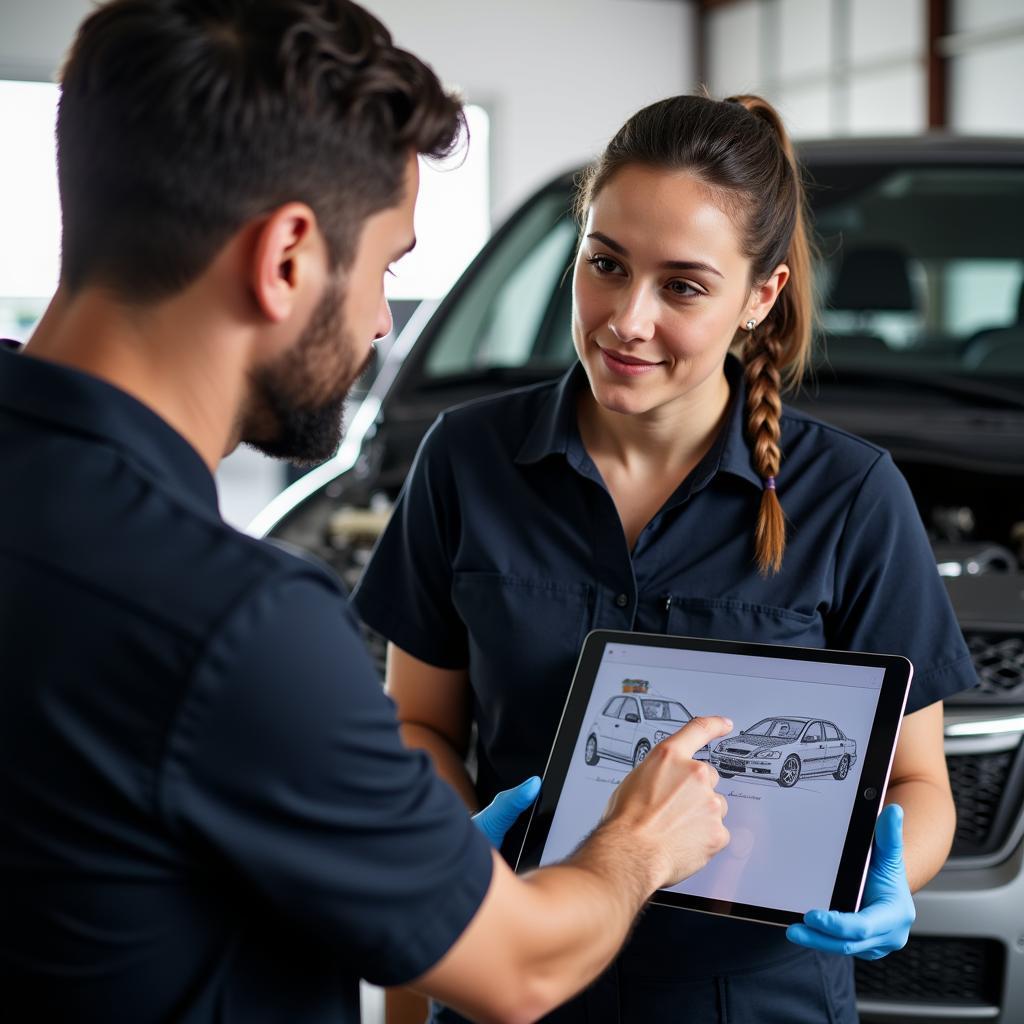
[599, 346, 663, 377]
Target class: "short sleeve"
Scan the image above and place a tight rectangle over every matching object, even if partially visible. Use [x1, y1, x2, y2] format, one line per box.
[352, 414, 468, 668]
[159, 568, 492, 986]
[829, 453, 976, 713]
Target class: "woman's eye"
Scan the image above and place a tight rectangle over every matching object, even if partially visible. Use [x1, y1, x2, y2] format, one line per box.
[586, 255, 620, 275]
[667, 279, 701, 298]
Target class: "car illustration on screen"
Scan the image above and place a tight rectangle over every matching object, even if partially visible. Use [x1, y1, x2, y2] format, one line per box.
[584, 693, 693, 769]
[710, 717, 857, 788]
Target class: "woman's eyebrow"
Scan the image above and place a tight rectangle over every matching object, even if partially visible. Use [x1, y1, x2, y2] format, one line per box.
[587, 231, 723, 278]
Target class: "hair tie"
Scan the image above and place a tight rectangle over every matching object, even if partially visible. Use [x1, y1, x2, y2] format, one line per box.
[764, 476, 776, 492]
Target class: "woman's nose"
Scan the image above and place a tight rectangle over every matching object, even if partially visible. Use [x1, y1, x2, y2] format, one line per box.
[607, 283, 656, 344]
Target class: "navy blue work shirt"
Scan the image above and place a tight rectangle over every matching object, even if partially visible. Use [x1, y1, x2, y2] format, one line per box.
[353, 355, 975, 984]
[0, 347, 492, 1024]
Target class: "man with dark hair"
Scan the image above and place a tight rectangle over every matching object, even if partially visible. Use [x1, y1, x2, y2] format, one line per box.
[0, 3, 730, 1022]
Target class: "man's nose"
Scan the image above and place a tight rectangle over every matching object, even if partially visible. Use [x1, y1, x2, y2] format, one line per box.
[374, 296, 393, 341]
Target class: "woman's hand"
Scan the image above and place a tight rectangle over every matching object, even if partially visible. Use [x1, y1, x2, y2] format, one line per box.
[786, 804, 915, 959]
[472, 776, 542, 847]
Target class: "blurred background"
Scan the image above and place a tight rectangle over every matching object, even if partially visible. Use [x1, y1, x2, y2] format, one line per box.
[1, 0, 1022, 528]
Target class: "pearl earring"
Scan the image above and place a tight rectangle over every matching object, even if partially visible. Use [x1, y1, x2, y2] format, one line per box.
[745, 318, 757, 331]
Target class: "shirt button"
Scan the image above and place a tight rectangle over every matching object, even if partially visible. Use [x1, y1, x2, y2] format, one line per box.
[615, 593, 629, 608]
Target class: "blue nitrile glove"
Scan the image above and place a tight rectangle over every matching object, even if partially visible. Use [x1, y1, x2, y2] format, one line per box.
[472, 776, 542, 848]
[786, 804, 915, 960]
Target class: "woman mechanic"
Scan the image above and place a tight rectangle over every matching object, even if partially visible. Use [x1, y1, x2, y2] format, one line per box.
[352, 94, 975, 1022]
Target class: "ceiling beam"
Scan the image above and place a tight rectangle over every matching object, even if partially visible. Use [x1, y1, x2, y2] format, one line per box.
[927, 0, 949, 129]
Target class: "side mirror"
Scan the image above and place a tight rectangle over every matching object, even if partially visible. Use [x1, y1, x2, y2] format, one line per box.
[624, 713, 640, 723]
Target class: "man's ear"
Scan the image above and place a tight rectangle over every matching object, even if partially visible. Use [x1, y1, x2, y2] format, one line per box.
[249, 203, 323, 323]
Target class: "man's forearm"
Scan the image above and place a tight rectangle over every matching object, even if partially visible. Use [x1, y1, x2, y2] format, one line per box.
[417, 825, 659, 1024]
[513, 820, 659, 1001]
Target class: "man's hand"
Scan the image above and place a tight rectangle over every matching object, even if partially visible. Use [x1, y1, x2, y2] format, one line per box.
[472, 776, 541, 848]
[600, 715, 732, 890]
[787, 803, 915, 959]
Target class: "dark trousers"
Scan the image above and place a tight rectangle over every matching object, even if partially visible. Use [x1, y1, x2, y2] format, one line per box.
[431, 949, 857, 1024]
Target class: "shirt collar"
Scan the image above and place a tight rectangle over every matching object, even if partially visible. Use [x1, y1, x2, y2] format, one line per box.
[515, 354, 764, 491]
[0, 345, 220, 517]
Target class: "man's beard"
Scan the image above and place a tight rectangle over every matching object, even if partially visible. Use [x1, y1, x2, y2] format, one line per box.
[245, 275, 371, 466]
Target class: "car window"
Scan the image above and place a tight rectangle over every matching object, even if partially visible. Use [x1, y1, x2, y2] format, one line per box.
[803, 721, 824, 742]
[814, 166, 1024, 377]
[424, 192, 577, 378]
[620, 697, 639, 720]
[745, 717, 805, 738]
[603, 696, 625, 718]
[641, 699, 689, 722]
[823, 722, 841, 740]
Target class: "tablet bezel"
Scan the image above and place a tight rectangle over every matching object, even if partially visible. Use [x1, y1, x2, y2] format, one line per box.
[515, 629, 913, 928]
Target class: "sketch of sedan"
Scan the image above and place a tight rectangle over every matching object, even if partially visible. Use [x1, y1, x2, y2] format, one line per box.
[584, 694, 692, 769]
[709, 717, 857, 788]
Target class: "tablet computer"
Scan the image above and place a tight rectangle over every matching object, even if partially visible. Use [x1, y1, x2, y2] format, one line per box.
[516, 629, 913, 928]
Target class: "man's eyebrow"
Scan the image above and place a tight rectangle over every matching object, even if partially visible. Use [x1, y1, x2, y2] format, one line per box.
[586, 231, 723, 279]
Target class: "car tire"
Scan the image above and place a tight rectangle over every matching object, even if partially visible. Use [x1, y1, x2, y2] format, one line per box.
[633, 740, 651, 768]
[718, 772, 735, 778]
[778, 755, 801, 788]
[585, 735, 599, 766]
[833, 754, 851, 781]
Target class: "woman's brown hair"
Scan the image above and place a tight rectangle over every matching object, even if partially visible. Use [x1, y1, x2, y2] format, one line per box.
[575, 93, 815, 575]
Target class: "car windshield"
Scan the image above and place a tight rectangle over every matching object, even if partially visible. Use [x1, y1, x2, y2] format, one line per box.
[641, 699, 689, 722]
[743, 718, 806, 739]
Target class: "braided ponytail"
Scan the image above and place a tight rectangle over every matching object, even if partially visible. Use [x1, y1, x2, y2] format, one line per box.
[729, 94, 815, 574]
[576, 92, 816, 576]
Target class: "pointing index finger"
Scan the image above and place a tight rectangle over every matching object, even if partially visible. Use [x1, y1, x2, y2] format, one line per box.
[666, 715, 733, 759]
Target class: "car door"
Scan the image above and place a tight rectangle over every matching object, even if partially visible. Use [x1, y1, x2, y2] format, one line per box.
[615, 697, 641, 760]
[596, 696, 625, 756]
[822, 721, 845, 772]
[801, 719, 827, 773]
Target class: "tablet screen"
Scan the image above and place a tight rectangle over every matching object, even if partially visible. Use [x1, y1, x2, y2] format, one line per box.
[536, 638, 893, 917]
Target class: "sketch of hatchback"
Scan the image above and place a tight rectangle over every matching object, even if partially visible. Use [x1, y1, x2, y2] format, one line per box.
[584, 694, 693, 769]
[709, 716, 857, 788]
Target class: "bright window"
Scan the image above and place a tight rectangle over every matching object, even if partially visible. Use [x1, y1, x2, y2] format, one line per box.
[0, 88, 489, 342]
[0, 81, 61, 341]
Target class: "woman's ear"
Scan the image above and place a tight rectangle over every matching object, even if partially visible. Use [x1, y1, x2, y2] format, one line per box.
[743, 262, 790, 330]
[249, 202, 323, 324]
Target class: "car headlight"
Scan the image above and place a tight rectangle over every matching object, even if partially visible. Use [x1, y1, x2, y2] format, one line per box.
[654, 730, 670, 744]
[713, 741, 727, 752]
[754, 749, 781, 759]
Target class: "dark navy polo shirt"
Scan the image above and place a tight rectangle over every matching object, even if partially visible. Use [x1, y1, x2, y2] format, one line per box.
[0, 347, 492, 1024]
[353, 355, 974, 979]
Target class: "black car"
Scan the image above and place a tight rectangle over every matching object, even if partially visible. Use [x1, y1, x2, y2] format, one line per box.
[257, 135, 1024, 1024]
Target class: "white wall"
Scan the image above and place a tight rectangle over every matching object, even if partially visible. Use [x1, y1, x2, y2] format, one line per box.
[364, 0, 694, 219]
[0, 0, 695, 221]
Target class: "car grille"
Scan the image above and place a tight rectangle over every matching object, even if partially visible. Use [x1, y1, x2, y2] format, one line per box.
[948, 743, 1023, 858]
[855, 936, 1004, 1006]
[948, 632, 1024, 704]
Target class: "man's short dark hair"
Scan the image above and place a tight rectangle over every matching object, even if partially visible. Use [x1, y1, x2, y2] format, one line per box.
[57, 0, 464, 302]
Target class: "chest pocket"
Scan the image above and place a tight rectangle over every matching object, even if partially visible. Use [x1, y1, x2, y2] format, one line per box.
[451, 572, 593, 779]
[665, 595, 825, 648]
